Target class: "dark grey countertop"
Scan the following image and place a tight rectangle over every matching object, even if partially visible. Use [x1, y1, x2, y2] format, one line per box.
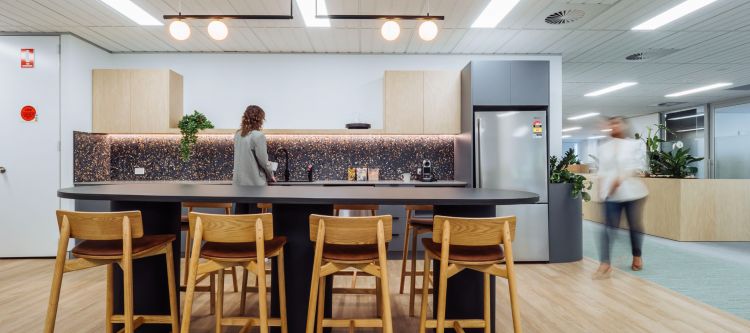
[59, 183, 538, 205]
[75, 180, 467, 187]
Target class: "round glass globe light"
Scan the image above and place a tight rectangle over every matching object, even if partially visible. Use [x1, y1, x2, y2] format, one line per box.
[207, 20, 228, 41]
[418, 20, 438, 41]
[169, 20, 191, 41]
[381, 20, 400, 41]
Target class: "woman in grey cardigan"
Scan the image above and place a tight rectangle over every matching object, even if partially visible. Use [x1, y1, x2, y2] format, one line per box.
[233, 105, 276, 213]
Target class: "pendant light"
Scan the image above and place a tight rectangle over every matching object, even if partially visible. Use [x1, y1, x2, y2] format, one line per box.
[169, 20, 191, 40]
[381, 20, 400, 41]
[207, 20, 228, 40]
[418, 20, 438, 41]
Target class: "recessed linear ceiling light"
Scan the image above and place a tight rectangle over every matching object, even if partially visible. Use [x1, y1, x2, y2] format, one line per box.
[584, 82, 638, 97]
[562, 127, 582, 133]
[601, 128, 613, 132]
[588, 135, 607, 140]
[567, 112, 600, 121]
[676, 127, 705, 133]
[100, 0, 162, 26]
[665, 83, 732, 97]
[561, 135, 572, 139]
[471, 0, 521, 28]
[632, 0, 718, 31]
[296, 0, 330, 27]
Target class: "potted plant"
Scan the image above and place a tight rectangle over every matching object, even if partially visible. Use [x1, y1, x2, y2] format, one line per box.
[178, 111, 214, 162]
[548, 148, 591, 263]
[636, 125, 704, 178]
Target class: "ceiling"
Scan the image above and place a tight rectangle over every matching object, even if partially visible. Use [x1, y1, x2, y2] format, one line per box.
[2, 0, 750, 126]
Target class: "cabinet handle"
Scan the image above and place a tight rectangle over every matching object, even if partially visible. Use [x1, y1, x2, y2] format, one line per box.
[475, 118, 482, 188]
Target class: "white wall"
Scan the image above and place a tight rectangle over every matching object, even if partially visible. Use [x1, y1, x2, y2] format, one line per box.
[109, 53, 562, 146]
[627, 113, 660, 139]
[59, 35, 112, 209]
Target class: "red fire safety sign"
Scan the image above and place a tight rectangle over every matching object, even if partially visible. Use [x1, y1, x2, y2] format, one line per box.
[21, 48, 34, 68]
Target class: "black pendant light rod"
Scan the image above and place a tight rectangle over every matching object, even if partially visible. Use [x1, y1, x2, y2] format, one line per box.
[316, 14, 444, 20]
[313, 0, 443, 21]
[163, 0, 293, 20]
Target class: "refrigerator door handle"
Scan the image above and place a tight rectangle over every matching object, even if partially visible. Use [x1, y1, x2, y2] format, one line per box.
[475, 117, 482, 188]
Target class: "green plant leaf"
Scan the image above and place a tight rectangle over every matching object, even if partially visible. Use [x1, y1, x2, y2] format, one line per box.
[178, 111, 214, 162]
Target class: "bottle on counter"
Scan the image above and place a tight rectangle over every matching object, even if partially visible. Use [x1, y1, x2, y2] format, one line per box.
[347, 166, 356, 181]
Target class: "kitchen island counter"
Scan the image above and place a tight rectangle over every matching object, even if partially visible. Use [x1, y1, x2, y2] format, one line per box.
[59, 184, 536, 333]
[75, 180, 467, 187]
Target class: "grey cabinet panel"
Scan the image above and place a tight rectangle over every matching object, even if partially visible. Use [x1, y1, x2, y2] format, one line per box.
[471, 61, 511, 105]
[510, 61, 549, 105]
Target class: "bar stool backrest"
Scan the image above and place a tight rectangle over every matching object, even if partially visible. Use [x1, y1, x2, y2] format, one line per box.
[55, 210, 143, 240]
[183, 202, 234, 210]
[189, 212, 273, 243]
[309, 215, 393, 245]
[432, 215, 516, 246]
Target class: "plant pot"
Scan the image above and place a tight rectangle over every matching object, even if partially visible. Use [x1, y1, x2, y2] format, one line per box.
[548, 183, 583, 263]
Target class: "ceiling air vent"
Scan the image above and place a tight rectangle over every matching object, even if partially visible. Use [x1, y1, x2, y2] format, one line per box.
[649, 102, 687, 107]
[727, 84, 750, 91]
[625, 48, 681, 61]
[545, 9, 586, 25]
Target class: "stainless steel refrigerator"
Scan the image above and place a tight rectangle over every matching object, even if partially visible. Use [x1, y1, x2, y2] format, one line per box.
[475, 110, 549, 262]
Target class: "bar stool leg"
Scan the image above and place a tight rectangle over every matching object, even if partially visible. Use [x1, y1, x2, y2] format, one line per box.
[215, 269, 225, 333]
[409, 228, 419, 317]
[181, 226, 203, 333]
[377, 225, 394, 333]
[122, 254, 134, 333]
[484, 273, 491, 333]
[258, 259, 269, 333]
[399, 222, 411, 294]
[418, 253, 430, 333]
[278, 251, 289, 333]
[183, 233, 191, 286]
[165, 246, 180, 333]
[44, 225, 69, 333]
[230, 267, 239, 292]
[209, 273, 216, 315]
[239, 268, 248, 316]
[315, 277, 326, 333]
[105, 264, 114, 333]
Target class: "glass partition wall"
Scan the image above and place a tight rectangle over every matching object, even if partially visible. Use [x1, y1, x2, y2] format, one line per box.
[664, 108, 706, 178]
[713, 102, 750, 179]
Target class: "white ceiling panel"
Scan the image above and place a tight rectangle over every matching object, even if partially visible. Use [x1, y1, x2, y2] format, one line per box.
[0, 0, 749, 118]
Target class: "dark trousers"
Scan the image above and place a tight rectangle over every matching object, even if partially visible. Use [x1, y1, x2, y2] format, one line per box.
[234, 203, 262, 214]
[599, 198, 645, 264]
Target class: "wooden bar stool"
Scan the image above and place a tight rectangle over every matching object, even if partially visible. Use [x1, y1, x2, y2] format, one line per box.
[258, 203, 272, 213]
[182, 212, 288, 333]
[45, 210, 179, 333]
[418, 215, 521, 333]
[332, 204, 380, 292]
[306, 214, 393, 333]
[399, 204, 434, 317]
[180, 202, 238, 315]
[239, 203, 274, 307]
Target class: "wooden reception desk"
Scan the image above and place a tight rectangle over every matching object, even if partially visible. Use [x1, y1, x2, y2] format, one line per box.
[583, 175, 750, 241]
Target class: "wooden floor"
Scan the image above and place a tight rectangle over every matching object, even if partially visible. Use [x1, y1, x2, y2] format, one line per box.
[2, 257, 749, 332]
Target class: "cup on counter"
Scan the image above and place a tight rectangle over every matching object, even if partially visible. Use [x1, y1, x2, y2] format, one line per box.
[401, 172, 411, 182]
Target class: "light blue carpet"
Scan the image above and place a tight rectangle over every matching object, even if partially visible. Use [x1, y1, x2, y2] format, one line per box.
[582, 220, 750, 321]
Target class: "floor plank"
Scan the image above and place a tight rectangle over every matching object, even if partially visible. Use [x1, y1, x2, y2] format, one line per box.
[1, 258, 748, 332]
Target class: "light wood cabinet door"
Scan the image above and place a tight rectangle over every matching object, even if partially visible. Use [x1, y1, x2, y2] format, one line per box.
[92, 70, 131, 133]
[93, 69, 183, 133]
[423, 71, 460, 134]
[384, 71, 424, 134]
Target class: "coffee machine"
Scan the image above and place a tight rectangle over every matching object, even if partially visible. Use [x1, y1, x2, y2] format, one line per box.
[419, 159, 434, 182]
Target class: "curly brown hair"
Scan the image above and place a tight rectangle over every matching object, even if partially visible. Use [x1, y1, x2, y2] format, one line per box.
[239, 105, 265, 137]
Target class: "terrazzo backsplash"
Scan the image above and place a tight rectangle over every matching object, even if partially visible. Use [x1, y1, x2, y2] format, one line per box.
[74, 131, 455, 183]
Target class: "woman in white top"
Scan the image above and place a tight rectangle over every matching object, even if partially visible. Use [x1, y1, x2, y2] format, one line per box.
[594, 116, 649, 279]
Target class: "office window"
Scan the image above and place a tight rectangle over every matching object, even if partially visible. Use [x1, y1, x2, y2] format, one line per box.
[664, 109, 706, 178]
[714, 103, 750, 179]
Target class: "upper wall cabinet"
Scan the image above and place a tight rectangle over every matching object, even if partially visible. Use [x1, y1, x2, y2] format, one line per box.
[384, 70, 460, 134]
[469, 60, 549, 106]
[93, 69, 183, 133]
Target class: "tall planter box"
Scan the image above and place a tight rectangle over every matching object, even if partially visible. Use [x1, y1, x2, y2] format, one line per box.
[548, 183, 583, 263]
